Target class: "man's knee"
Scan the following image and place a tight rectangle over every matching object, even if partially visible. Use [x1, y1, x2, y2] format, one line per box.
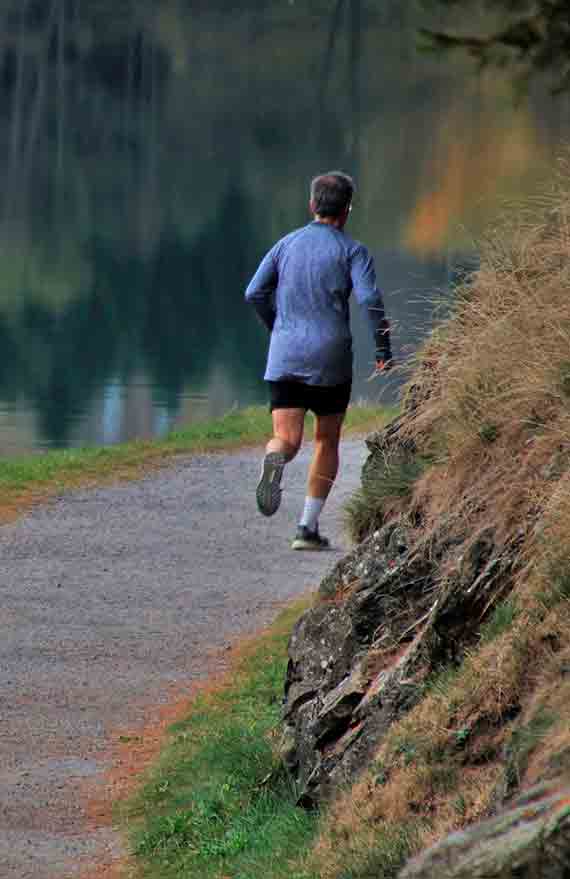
[274, 425, 303, 457]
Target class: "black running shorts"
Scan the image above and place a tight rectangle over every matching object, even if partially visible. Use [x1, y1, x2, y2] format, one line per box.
[268, 380, 352, 416]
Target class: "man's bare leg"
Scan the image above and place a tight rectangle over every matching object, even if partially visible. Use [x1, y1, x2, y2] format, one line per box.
[293, 412, 345, 549]
[256, 408, 305, 517]
[308, 412, 345, 499]
[267, 408, 306, 462]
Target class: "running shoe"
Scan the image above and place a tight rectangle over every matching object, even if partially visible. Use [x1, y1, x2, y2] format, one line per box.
[256, 452, 286, 517]
[291, 525, 330, 551]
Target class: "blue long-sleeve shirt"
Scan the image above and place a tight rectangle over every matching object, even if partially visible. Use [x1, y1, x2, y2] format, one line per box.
[245, 221, 391, 386]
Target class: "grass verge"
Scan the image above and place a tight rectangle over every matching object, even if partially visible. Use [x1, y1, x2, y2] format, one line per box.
[0, 403, 396, 523]
[120, 599, 320, 879]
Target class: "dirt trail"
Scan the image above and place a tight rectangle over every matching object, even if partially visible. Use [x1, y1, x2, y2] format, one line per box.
[0, 440, 366, 878]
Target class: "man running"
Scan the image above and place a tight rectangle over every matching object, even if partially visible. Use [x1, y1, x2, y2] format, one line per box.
[245, 171, 392, 550]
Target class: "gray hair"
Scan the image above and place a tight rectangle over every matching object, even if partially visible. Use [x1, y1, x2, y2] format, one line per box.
[310, 171, 355, 218]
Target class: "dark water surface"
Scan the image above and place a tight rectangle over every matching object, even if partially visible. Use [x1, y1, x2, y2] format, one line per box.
[0, 1, 567, 454]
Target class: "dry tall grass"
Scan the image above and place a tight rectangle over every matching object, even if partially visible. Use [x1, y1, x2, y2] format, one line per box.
[405, 176, 570, 465]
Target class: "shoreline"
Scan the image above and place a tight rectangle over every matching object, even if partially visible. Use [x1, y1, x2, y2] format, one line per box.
[0, 403, 395, 525]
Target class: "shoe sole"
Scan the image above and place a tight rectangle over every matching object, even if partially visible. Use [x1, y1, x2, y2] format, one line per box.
[256, 452, 286, 517]
[291, 539, 331, 551]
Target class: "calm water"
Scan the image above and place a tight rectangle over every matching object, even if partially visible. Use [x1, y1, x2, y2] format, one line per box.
[0, 1, 567, 454]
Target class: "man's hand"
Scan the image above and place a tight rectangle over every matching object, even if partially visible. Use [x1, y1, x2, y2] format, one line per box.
[366, 358, 394, 381]
[375, 358, 394, 373]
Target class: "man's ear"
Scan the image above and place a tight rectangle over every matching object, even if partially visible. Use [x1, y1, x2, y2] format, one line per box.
[309, 199, 317, 215]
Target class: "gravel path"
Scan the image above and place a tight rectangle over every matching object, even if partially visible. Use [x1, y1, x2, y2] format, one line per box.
[0, 440, 366, 879]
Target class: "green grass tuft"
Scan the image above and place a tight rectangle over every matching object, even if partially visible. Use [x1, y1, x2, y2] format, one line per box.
[479, 598, 520, 643]
[423, 663, 461, 699]
[344, 453, 430, 542]
[477, 422, 499, 444]
[336, 822, 421, 879]
[559, 361, 570, 399]
[504, 710, 557, 794]
[539, 554, 570, 608]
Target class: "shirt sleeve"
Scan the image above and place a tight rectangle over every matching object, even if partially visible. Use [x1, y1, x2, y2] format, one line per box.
[244, 248, 278, 332]
[350, 245, 392, 362]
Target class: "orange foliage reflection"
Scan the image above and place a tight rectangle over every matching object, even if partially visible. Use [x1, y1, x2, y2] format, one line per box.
[405, 95, 547, 255]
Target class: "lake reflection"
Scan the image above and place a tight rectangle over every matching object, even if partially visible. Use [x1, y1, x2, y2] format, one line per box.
[0, 1, 565, 454]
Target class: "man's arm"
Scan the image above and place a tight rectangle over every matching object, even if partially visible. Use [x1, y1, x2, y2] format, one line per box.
[350, 245, 392, 366]
[245, 249, 278, 331]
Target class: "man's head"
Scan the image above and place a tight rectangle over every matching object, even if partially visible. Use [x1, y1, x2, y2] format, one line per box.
[310, 171, 355, 226]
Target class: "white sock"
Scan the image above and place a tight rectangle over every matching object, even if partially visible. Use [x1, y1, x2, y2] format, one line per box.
[299, 496, 325, 532]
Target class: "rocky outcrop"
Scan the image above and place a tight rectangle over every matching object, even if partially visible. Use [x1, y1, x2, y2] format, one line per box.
[400, 783, 570, 879]
[281, 421, 522, 806]
[282, 516, 519, 805]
